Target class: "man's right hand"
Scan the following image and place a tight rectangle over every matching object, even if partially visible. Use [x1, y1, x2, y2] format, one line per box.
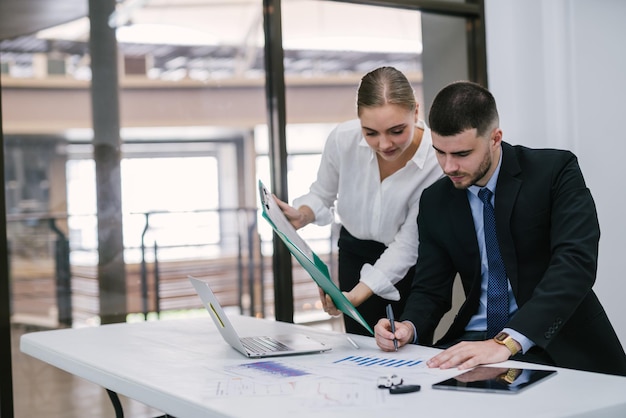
[375, 318, 414, 352]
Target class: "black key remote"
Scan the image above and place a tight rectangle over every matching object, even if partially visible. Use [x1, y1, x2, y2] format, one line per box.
[389, 384, 421, 394]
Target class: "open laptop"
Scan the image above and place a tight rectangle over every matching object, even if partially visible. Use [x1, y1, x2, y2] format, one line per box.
[189, 276, 331, 358]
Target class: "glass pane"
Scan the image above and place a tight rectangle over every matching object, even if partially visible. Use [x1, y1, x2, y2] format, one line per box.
[4, 1, 267, 415]
[281, 0, 423, 326]
[3, 0, 268, 320]
[420, 11, 470, 109]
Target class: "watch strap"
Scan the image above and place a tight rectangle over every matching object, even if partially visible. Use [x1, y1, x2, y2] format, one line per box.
[494, 332, 520, 356]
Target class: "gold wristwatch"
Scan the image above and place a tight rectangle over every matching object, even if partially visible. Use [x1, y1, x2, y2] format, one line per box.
[497, 368, 522, 384]
[494, 332, 520, 356]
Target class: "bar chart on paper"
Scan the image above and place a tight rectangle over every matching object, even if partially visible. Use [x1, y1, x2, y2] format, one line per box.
[333, 355, 424, 368]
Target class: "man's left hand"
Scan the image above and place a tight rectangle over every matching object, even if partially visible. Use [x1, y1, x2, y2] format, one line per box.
[426, 340, 512, 370]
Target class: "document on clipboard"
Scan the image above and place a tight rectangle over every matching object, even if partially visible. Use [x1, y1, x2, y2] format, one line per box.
[258, 180, 374, 335]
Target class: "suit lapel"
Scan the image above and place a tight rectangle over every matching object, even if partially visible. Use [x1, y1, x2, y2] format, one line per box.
[448, 186, 478, 260]
[495, 143, 521, 291]
[446, 183, 483, 332]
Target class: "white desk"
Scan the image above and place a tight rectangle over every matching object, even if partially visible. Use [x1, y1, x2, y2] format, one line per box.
[20, 315, 626, 418]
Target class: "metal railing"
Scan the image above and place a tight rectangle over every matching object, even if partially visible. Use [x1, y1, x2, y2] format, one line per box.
[7, 213, 72, 327]
[136, 207, 262, 319]
[7, 208, 337, 326]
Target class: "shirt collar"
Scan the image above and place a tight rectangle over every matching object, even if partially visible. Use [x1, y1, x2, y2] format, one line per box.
[410, 120, 431, 169]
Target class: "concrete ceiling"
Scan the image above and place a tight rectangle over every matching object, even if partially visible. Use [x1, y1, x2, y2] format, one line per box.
[0, 0, 424, 49]
[0, 0, 423, 79]
[0, 0, 88, 41]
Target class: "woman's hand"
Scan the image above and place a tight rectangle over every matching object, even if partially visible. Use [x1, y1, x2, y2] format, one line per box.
[273, 196, 314, 230]
[318, 282, 373, 316]
[318, 287, 342, 317]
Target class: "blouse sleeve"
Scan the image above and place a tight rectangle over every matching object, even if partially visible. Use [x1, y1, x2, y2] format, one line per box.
[359, 201, 421, 300]
[292, 125, 342, 226]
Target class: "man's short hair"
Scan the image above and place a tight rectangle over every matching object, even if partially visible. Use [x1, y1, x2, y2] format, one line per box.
[428, 81, 499, 137]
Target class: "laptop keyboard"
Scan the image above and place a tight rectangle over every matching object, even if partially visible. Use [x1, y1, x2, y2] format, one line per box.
[241, 336, 291, 353]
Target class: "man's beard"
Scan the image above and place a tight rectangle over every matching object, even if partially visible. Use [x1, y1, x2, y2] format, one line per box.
[448, 152, 492, 190]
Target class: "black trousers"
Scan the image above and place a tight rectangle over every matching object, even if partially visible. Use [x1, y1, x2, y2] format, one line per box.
[338, 226, 415, 336]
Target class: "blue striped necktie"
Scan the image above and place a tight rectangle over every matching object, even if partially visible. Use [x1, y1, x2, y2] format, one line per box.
[478, 188, 509, 338]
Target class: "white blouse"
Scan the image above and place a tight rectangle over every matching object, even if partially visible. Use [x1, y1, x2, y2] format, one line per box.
[293, 119, 443, 300]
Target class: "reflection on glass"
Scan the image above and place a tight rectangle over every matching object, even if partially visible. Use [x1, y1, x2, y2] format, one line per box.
[281, 0, 424, 319]
[2, 0, 424, 330]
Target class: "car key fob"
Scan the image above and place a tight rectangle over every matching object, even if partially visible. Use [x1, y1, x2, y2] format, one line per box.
[389, 384, 421, 394]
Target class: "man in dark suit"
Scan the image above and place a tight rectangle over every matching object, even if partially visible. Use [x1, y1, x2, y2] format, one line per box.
[375, 81, 626, 376]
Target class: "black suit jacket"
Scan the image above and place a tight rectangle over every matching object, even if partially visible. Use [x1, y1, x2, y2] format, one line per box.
[402, 142, 626, 376]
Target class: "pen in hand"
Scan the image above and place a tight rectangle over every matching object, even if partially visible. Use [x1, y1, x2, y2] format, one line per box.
[386, 304, 398, 351]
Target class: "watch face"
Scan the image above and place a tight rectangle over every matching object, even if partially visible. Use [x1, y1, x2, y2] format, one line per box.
[494, 332, 509, 342]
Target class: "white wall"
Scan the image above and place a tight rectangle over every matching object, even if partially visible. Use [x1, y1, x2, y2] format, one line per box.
[485, 0, 626, 346]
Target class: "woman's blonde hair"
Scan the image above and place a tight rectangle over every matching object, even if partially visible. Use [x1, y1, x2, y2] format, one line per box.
[356, 66, 416, 116]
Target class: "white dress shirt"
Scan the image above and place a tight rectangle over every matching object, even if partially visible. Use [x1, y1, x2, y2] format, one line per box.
[293, 118, 443, 300]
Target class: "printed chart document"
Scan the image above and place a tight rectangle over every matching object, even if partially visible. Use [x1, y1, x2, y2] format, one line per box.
[258, 180, 373, 335]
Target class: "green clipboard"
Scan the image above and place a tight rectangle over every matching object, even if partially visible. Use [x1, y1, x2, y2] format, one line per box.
[258, 180, 374, 335]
